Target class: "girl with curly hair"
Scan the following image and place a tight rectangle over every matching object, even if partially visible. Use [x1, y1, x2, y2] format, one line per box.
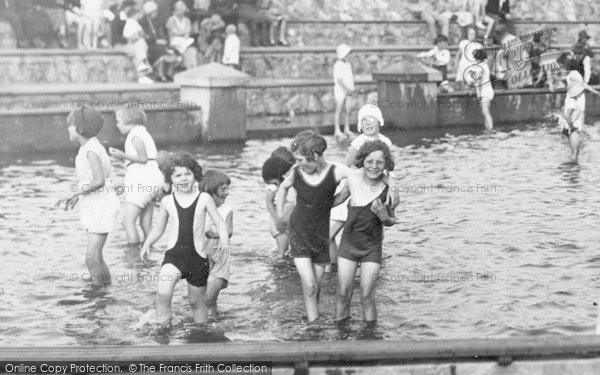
[335, 140, 397, 325]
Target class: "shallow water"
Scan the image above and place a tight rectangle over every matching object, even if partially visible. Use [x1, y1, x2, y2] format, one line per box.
[1, 122, 600, 346]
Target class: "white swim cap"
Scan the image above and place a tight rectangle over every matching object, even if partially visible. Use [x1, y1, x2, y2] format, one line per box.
[357, 104, 384, 132]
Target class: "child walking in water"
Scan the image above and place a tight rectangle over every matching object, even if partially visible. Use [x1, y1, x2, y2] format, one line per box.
[275, 133, 353, 322]
[335, 141, 397, 325]
[56, 106, 119, 286]
[263, 147, 295, 257]
[109, 107, 164, 252]
[140, 152, 230, 324]
[202, 170, 233, 317]
[554, 53, 600, 161]
[472, 49, 494, 130]
[330, 104, 393, 270]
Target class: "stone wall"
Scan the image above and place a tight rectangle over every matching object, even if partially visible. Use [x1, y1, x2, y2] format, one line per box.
[0, 51, 137, 85]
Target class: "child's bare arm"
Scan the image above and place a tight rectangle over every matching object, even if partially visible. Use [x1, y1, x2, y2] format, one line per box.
[203, 194, 230, 250]
[332, 183, 350, 207]
[109, 137, 148, 163]
[343, 146, 358, 167]
[265, 189, 278, 220]
[141, 201, 169, 259]
[275, 171, 294, 218]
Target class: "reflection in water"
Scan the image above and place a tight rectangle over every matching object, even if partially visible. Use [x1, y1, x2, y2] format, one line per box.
[2, 121, 600, 345]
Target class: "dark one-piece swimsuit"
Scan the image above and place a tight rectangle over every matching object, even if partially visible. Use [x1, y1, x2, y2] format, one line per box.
[289, 164, 338, 264]
[338, 186, 389, 264]
[162, 193, 209, 287]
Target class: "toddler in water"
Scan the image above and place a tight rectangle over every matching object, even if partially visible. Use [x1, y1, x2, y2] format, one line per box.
[263, 147, 295, 257]
[335, 140, 397, 325]
[202, 170, 234, 317]
[56, 106, 119, 286]
[109, 107, 164, 253]
[140, 152, 230, 324]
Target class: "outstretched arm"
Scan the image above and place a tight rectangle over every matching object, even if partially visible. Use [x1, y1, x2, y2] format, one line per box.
[140, 201, 169, 260]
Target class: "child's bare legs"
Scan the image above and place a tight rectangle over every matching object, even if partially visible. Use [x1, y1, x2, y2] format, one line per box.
[124, 202, 142, 244]
[278, 18, 288, 44]
[360, 262, 380, 322]
[419, 11, 439, 39]
[343, 94, 354, 137]
[334, 95, 346, 139]
[205, 278, 226, 317]
[86, 233, 110, 286]
[568, 131, 581, 161]
[155, 264, 181, 324]
[188, 283, 209, 323]
[140, 204, 154, 240]
[481, 101, 493, 130]
[275, 233, 290, 257]
[329, 220, 344, 266]
[294, 258, 326, 322]
[335, 257, 357, 321]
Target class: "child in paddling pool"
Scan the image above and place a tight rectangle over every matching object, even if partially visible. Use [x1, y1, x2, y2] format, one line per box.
[335, 140, 397, 325]
[109, 107, 164, 251]
[263, 147, 295, 257]
[329, 104, 394, 271]
[202, 170, 233, 317]
[140, 152, 230, 324]
[275, 133, 353, 322]
[472, 49, 494, 131]
[554, 53, 600, 161]
[56, 106, 119, 286]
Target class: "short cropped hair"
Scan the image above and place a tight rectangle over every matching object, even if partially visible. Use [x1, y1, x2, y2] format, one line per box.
[116, 106, 147, 126]
[297, 134, 327, 161]
[262, 156, 293, 183]
[355, 140, 395, 171]
[202, 170, 231, 196]
[166, 152, 203, 184]
[271, 146, 295, 166]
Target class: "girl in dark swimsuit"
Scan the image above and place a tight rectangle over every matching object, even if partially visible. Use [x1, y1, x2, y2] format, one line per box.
[275, 133, 351, 322]
[335, 140, 397, 324]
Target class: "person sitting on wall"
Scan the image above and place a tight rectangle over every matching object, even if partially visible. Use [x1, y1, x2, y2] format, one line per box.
[0, 0, 29, 47]
[410, 0, 476, 42]
[166, 1, 198, 69]
[237, 0, 271, 46]
[483, 0, 514, 41]
[140, 1, 182, 82]
[110, 0, 136, 48]
[572, 43, 599, 85]
[18, 0, 57, 48]
[574, 30, 594, 60]
[35, 0, 69, 48]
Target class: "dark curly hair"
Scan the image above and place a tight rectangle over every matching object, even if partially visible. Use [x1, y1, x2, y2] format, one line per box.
[271, 146, 295, 166]
[355, 140, 394, 172]
[166, 152, 203, 185]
